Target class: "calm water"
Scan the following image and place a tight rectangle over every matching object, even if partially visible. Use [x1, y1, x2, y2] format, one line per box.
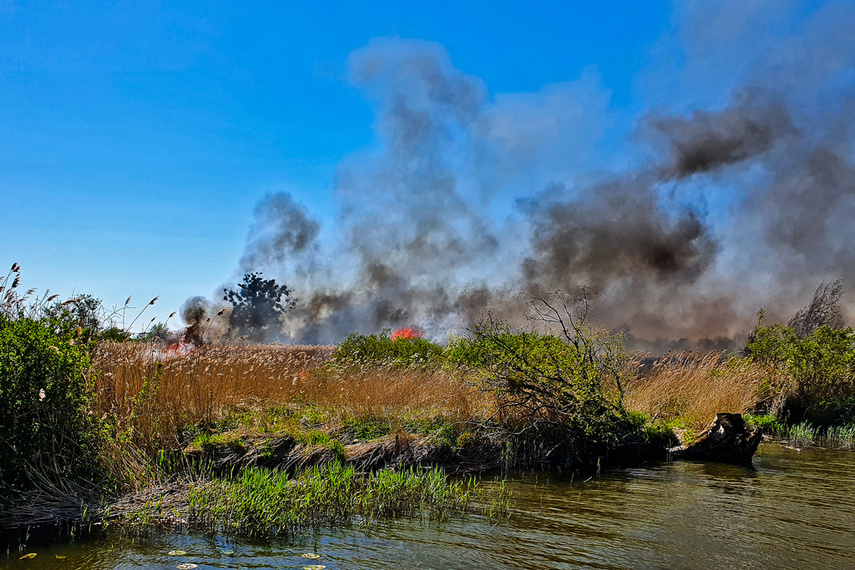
[3, 444, 854, 569]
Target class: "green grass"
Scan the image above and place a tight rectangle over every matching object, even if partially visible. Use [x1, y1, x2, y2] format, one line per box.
[744, 413, 786, 435]
[186, 461, 495, 538]
[774, 421, 855, 449]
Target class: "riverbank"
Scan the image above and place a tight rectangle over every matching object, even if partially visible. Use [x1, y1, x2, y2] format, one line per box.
[4, 291, 855, 537]
[5, 443, 855, 570]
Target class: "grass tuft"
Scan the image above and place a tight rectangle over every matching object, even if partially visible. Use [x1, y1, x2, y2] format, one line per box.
[184, 461, 488, 538]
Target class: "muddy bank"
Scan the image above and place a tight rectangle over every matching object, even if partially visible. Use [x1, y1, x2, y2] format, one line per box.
[1, 414, 763, 534]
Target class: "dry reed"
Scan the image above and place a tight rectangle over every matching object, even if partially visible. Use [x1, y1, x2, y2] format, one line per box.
[624, 352, 772, 432]
[93, 342, 488, 449]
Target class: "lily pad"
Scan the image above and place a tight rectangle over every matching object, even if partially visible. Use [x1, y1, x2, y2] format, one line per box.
[302, 553, 321, 559]
[167, 550, 187, 556]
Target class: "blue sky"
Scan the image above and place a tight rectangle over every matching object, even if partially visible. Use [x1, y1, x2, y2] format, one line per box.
[0, 1, 670, 326]
[2, 1, 852, 339]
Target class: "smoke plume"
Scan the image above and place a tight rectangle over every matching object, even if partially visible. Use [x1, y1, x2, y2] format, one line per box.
[190, 2, 855, 349]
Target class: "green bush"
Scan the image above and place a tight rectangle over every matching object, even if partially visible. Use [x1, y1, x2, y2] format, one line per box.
[332, 329, 444, 367]
[450, 323, 621, 413]
[448, 317, 634, 468]
[746, 323, 855, 423]
[0, 314, 98, 487]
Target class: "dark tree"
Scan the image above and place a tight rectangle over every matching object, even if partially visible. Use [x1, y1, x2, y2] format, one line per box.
[223, 273, 295, 342]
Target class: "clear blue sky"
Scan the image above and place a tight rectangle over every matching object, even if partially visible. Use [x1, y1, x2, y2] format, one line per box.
[1, 1, 849, 335]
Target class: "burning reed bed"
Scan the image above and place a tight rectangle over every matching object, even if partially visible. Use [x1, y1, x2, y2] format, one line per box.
[92, 341, 498, 496]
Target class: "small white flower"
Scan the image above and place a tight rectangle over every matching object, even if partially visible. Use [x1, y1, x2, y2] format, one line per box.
[39, 389, 46, 401]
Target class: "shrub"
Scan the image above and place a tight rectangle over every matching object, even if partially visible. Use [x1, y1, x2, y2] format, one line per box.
[746, 321, 855, 423]
[449, 292, 635, 468]
[0, 314, 98, 487]
[332, 329, 444, 367]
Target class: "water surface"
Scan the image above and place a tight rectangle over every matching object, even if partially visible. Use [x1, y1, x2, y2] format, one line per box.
[3, 444, 853, 569]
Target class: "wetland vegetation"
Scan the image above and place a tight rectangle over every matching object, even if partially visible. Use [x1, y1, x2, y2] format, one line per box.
[2, 265, 855, 543]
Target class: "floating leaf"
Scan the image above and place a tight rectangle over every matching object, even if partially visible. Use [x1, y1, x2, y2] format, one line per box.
[220, 549, 235, 555]
[56, 555, 67, 559]
[303, 566, 326, 570]
[302, 553, 321, 559]
[19, 553, 37, 559]
[167, 550, 186, 556]
[177, 564, 198, 570]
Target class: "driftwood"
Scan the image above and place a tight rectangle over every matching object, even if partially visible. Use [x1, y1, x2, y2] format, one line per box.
[670, 413, 763, 465]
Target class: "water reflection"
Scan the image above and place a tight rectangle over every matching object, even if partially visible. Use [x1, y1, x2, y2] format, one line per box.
[2, 444, 854, 569]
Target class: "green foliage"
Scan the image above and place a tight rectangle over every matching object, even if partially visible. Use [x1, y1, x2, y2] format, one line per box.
[100, 326, 132, 342]
[332, 329, 444, 367]
[0, 314, 98, 487]
[191, 432, 247, 454]
[138, 322, 169, 342]
[187, 461, 482, 537]
[223, 272, 295, 342]
[343, 415, 393, 441]
[455, 322, 623, 421]
[744, 413, 786, 435]
[42, 294, 103, 344]
[746, 321, 855, 422]
[445, 291, 641, 468]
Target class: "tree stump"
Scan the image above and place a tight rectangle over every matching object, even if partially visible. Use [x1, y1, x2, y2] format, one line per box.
[670, 413, 763, 465]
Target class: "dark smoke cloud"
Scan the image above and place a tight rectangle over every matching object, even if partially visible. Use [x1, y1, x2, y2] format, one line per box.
[239, 192, 321, 274]
[520, 178, 717, 290]
[195, 2, 855, 349]
[647, 93, 798, 178]
[179, 295, 226, 343]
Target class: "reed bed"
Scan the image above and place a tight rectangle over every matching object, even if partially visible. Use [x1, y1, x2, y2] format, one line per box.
[185, 461, 481, 538]
[299, 363, 491, 422]
[623, 352, 773, 432]
[779, 422, 855, 450]
[93, 342, 490, 454]
[94, 343, 329, 447]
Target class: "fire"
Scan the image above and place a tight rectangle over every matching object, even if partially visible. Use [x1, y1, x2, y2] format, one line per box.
[153, 340, 196, 361]
[391, 327, 423, 341]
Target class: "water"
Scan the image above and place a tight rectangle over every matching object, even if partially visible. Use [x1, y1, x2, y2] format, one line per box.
[3, 444, 854, 569]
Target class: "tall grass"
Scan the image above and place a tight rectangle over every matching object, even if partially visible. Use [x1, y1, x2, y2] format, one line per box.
[94, 343, 487, 440]
[779, 422, 855, 449]
[624, 353, 773, 432]
[92, 342, 492, 488]
[185, 461, 484, 537]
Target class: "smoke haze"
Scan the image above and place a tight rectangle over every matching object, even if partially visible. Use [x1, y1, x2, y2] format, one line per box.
[189, 1, 855, 349]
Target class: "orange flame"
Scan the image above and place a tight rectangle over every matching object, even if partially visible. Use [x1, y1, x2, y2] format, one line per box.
[391, 327, 423, 341]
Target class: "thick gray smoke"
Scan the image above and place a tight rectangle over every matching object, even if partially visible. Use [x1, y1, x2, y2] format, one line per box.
[239, 193, 321, 274]
[194, 2, 855, 348]
[647, 93, 798, 179]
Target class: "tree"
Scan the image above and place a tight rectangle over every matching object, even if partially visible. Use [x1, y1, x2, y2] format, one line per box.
[223, 273, 295, 342]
